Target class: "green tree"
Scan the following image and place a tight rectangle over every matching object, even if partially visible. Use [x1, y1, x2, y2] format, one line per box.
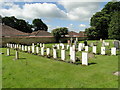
[52, 27, 68, 42]
[32, 19, 48, 31]
[2, 16, 33, 33]
[86, 1, 120, 40]
[85, 27, 98, 40]
[108, 11, 120, 40]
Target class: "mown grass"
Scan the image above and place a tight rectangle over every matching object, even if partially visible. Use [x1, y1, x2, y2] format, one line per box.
[2, 40, 119, 88]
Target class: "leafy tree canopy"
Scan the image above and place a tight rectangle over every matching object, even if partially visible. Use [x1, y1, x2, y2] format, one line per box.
[85, 1, 120, 40]
[32, 19, 48, 31]
[52, 27, 68, 42]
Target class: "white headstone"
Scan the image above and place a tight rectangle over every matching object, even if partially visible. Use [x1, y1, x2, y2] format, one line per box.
[57, 44, 60, 49]
[15, 50, 19, 60]
[85, 46, 88, 52]
[72, 50, 76, 63]
[61, 50, 65, 60]
[19, 45, 21, 50]
[22, 45, 24, 51]
[47, 48, 50, 56]
[32, 46, 35, 53]
[61, 44, 65, 50]
[40, 43, 42, 47]
[25, 46, 28, 51]
[93, 46, 97, 54]
[78, 44, 82, 51]
[82, 52, 88, 65]
[28, 46, 31, 53]
[7, 48, 10, 56]
[66, 45, 70, 50]
[32, 43, 34, 46]
[43, 44, 45, 48]
[36, 47, 39, 54]
[111, 47, 116, 55]
[53, 48, 57, 59]
[41, 47, 44, 56]
[72, 45, 76, 51]
[101, 47, 105, 55]
[69, 46, 73, 56]
[6, 43, 9, 47]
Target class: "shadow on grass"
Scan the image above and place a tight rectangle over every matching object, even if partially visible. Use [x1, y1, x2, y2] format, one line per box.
[18, 58, 26, 60]
[75, 62, 97, 66]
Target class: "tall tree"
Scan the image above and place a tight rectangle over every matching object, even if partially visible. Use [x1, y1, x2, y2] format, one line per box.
[32, 19, 48, 31]
[52, 27, 68, 42]
[108, 11, 120, 40]
[2, 16, 33, 33]
[85, 1, 120, 39]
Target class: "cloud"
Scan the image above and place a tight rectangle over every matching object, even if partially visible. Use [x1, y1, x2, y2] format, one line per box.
[0, 2, 67, 21]
[58, 1, 100, 21]
[79, 24, 86, 27]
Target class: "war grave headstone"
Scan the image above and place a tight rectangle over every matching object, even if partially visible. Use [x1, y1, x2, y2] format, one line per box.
[111, 47, 116, 55]
[82, 52, 88, 65]
[101, 47, 106, 55]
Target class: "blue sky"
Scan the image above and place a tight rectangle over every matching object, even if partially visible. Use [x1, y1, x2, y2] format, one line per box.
[0, 1, 113, 32]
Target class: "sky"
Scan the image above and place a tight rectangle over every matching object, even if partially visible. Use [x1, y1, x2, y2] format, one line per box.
[0, 0, 118, 32]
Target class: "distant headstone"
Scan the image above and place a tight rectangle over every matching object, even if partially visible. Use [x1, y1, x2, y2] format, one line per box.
[70, 46, 73, 56]
[100, 38, 102, 42]
[28, 46, 31, 53]
[57, 44, 60, 49]
[36, 47, 39, 54]
[47, 48, 50, 56]
[92, 46, 97, 54]
[22, 45, 24, 51]
[14, 50, 19, 60]
[71, 50, 76, 63]
[25, 46, 28, 52]
[114, 41, 120, 49]
[32, 46, 35, 54]
[85, 46, 88, 52]
[61, 50, 65, 60]
[6, 48, 10, 56]
[53, 48, 57, 59]
[78, 44, 82, 51]
[111, 47, 116, 55]
[41, 47, 44, 56]
[101, 47, 105, 55]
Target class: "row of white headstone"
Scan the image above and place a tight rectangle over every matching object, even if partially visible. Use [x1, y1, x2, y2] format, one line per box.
[6, 42, 117, 65]
[6, 43, 89, 65]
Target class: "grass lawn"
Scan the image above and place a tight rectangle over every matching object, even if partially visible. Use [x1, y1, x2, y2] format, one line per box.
[1, 40, 119, 88]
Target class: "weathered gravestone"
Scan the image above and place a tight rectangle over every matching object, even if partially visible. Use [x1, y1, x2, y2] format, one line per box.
[114, 41, 120, 49]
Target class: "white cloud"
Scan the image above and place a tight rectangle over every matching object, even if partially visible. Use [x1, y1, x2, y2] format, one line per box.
[79, 24, 86, 27]
[0, 2, 67, 21]
[58, 1, 100, 21]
